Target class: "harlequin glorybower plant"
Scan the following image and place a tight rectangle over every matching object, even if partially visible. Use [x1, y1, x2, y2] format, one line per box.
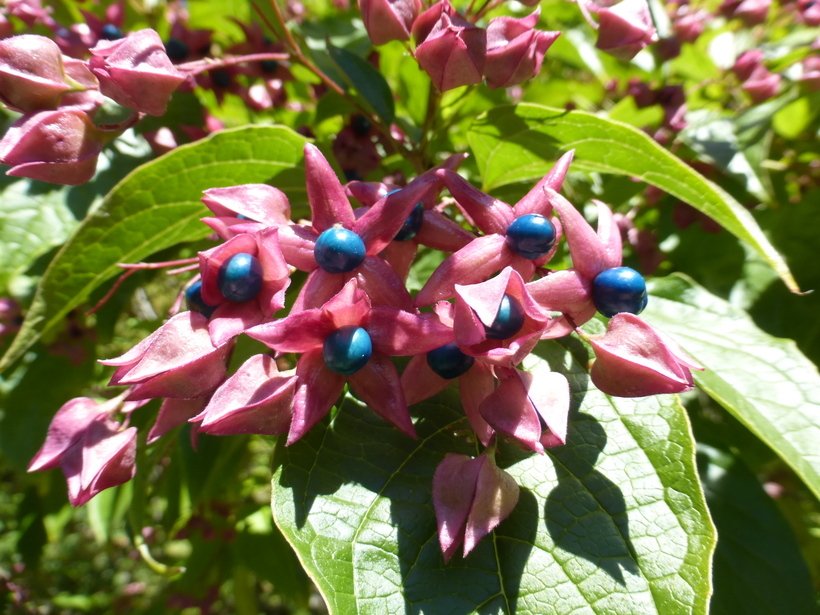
[3, 0, 820, 612]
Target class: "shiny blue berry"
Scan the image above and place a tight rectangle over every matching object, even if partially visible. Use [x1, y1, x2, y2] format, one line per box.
[484, 294, 525, 340]
[427, 342, 475, 380]
[211, 69, 231, 89]
[505, 214, 557, 260]
[185, 280, 218, 318]
[592, 267, 647, 317]
[323, 326, 372, 375]
[217, 253, 263, 302]
[394, 202, 424, 242]
[100, 24, 124, 40]
[260, 59, 279, 74]
[314, 228, 366, 274]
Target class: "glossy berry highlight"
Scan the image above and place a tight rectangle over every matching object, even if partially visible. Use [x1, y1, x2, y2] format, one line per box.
[314, 228, 366, 274]
[185, 280, 218, 318]
[484, 294, 526, 340]
[395, 202, 424, 242]
[505, 214, 557, 260]
[217, 253, 263, 302]
[592, 267, 648, 317]
[427, 342, 475, 380]
[323, 326, 372, 375]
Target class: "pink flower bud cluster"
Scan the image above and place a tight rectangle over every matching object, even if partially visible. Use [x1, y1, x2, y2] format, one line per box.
[30, 143, 702, 561]
[359, 0, 560, 91]
[731, 50, 782, 103]
[0, 29, 184, 184]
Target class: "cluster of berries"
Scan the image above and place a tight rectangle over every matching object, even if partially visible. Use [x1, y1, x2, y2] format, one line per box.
[29, 143, 702, 560]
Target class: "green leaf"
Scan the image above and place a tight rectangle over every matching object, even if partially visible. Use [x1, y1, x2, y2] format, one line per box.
[644, 274, 820, 502]
[0, 126, 308, 374]
[466, 103, 799, 292]
[0, 178, 77, 290]
[272, 341, 714, 614]
[697, 445, 817, 615]
[327, 43, 396, 125]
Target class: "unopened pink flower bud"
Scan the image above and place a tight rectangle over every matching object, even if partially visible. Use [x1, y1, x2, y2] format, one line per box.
[733, 0, 771, 25]
[415, 11, 486, 91]
[732, 49, 763, 81]
[0, 35, 94, 112]
[587, 313, 703, 397]
[359, 0, 421, 45]
[433, 452, 519, 562]
[88, 29, 184, 116]
[671, 9, 706, 43]
[595, 0, 658, 61]
[742, 65, 780, 103]
[799, 0, 820, 25]
[0, 107, 106, 185]
[412, 0, 455, 43]
[484, 10, 560, 90]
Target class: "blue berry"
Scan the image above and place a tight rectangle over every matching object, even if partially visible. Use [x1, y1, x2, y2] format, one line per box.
[323, 326, 372, 375]
[505, 214, 557, 260]
[351, 115, 371, 136]
[164, 38, 189, 61]
[484, 294, 525, 340]
[314, 228, 366, 274]
[395, 202, 424, 242]
[427, 342, 475, 380]
[591, 267, 647, 317]
[217, 253, 263, 302]
[100, 24, 124, 40]
[185, 280, 218, 318]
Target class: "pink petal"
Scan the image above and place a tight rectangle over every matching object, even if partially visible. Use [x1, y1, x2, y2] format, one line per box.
[400, 354, 451, 406]
[207, 301, 265, 347]
[288, 350, 346, 445]
[368, 307, 455, 356]
[348, 353, 416, 438]
[521, 367, 570, 446]
[380, 241, 418, 281]
[513, 150, 575, 217]
[255, 227, 292, 316]
[196, 355, 296, 435]
[414, 234, 511, 306]
[458, 362, 495, 446]
[432, 454, 483, 562]
[462, 457, 519, 556]
[357, 256, 414, 310]
[414, 209, 475, 252]
[304, 143, 356, 232]
[247, 307, 333, 353]
[356, 173, 438, 255]
[437, 169, 514, 235]
[292, 268, 348, 313]
[202, 184, 291, 226]
[479, 367, 544, 453]
[147, 397, 208, 444]
[277, 224, 320, 272]
[29, 397, 117, 472]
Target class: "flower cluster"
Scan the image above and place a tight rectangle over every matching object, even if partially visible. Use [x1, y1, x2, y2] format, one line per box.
[0, 29, 184, 184]
[360, 0, 561, 91]
[30, 142, 702, 561]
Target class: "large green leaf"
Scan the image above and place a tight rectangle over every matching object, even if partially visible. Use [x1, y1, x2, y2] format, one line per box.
[272, 340, 714, 614]
[327, 43, 396, 125]
[466, 104, 798, 293]
[0, 126, 308, 374]
[644, 274, 820, 501]
[697, 445, 817, 615]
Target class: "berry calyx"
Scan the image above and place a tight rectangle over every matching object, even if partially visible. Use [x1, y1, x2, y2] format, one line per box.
[427, 342, 475, 380]
[505, 214, 557, 260]
[323, 326, 372, 375]
[217, 253, 263, 302]
[100, 24, 124, 40]
[164, 38, 189, 62]
[484, 294, 525, 340]
[314, 228, 366, 274]
[591, 267, 648, 317]
[395, 202, 424, 242]
[185, 280, 218, 318]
